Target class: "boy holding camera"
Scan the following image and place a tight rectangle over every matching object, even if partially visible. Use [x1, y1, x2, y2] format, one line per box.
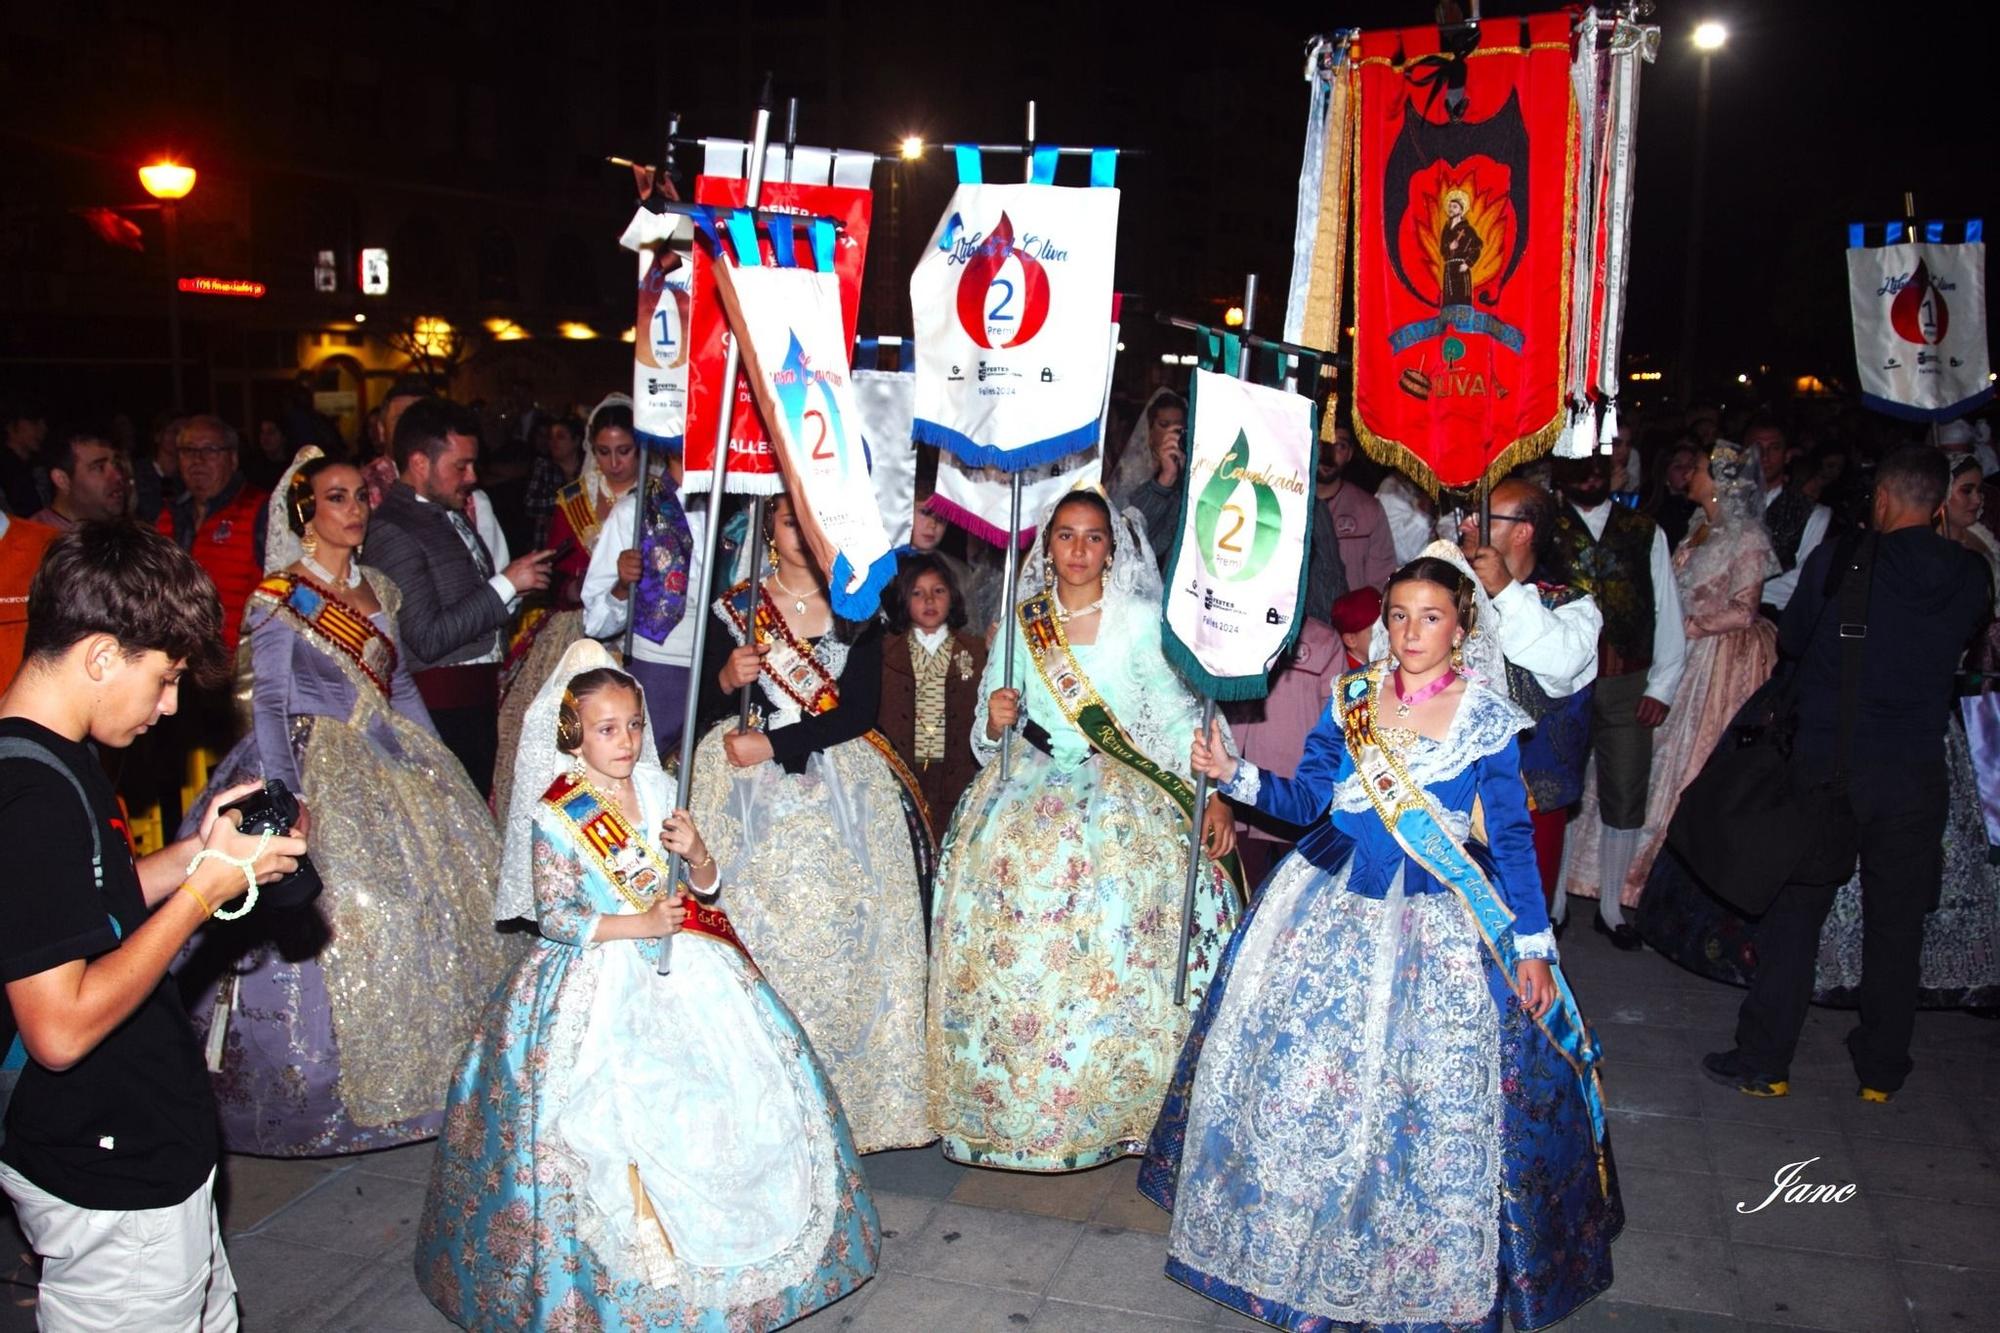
[0, 524, 306, 1332]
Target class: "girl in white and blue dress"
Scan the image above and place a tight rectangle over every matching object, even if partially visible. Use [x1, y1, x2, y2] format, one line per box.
[416, 640, 878, 1331]
[1140, 554, 1623, 1333]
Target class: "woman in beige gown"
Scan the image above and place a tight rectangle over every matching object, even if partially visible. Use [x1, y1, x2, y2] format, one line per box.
[1562, 440, 1780, 909]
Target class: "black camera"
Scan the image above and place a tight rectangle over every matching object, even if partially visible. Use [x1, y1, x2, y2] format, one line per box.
[217, 779, 322, 910]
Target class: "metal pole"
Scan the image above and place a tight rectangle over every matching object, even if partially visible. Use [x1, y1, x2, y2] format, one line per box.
[1175, 271, 1257, 1006]
[165, 202, 184, 411]
[661, 100, 774, 974]
[996, 99, 1036, 781]
[736, 98, 799, 729]
[1675, 50, 1713, 410]
[624, 112, 689, 663]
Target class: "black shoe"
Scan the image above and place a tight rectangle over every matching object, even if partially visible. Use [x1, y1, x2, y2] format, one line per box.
[1593, 914, 1642, 951]
[1701, 1049, 1790, 1098]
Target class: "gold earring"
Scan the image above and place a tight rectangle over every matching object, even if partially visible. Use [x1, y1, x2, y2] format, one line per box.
[1450, 643, 1465, 672]
[301, 527, 319, 556]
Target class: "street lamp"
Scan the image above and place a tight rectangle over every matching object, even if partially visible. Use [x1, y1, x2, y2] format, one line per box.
[140, 159, 196, 409]
[899, 135, 925, 161]
[1675, 24, 1726, 407]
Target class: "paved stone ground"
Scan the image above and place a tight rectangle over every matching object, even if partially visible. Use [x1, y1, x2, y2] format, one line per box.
[4, 922, 1997, 1330]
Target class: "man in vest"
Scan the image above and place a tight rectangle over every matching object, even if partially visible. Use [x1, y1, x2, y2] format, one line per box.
[1462, 479, 1604, 919]
[363, 398, 552, 796]
[1747, 418, 1830, 619]
[155, 416, 267, 658]
[1548, 455, 1686, 949]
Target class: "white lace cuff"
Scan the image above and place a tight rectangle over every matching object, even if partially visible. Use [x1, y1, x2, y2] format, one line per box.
[1220, 759, 1261, 805]
[1515, 928, 1558, 962]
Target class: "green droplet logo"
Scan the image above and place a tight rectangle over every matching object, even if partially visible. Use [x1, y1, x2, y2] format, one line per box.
[1194, 430, 1283, 583]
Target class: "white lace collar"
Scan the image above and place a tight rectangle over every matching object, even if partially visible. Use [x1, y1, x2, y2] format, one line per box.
[1326, 677, 1531, 816]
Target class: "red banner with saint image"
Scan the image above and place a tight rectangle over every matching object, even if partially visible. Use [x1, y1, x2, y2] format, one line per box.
[683, 177, 873, 493]
[1349, 12, 1577, 491]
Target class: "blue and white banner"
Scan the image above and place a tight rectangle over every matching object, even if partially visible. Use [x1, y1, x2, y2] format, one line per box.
[910, 149, 1120, 472]
[621, 208, 695, 450]
[712, 220, 896, 620]
[1847, 220, 1993, 421]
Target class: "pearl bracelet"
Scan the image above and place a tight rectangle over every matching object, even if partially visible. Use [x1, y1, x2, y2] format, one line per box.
[185, 829, 273, 922]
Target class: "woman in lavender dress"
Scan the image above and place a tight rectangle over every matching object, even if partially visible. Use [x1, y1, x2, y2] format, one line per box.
[178, 448, 511, 1155]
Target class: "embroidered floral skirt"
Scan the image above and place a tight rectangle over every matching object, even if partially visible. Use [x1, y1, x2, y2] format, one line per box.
[1140, 853, 1623, 1332]
[415, 933, 879, 1331]
[179, 709, 512, 1156]
[927, 749, 1237, 1172]
[690, 725, 934, 1153]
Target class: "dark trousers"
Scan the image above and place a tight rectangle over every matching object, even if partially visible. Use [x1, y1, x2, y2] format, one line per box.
[430, 705, 499, 799]
[1733, 758, 1947, 1092]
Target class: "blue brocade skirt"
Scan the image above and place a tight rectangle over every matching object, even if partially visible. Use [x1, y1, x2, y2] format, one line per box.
[1140, 849, 1623, 1332]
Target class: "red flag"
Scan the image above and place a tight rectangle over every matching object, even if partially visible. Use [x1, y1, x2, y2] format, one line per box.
[1349, 12, 1577, 491]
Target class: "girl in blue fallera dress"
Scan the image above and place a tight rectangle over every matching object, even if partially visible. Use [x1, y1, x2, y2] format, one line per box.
[1141, 556, 1623, 1333]
[416, 641, 878, 1331]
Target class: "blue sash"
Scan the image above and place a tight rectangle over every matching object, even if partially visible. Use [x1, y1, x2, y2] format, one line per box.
[1338, 667, 1609, 1193]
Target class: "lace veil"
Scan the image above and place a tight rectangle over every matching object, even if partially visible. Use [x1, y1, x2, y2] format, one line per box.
[1681, 439, 1781, 592]
[495, 637, 662, 922]
[1108, 386, 1179, 509]
[263, 445, 324, 574]
[1366, 539, 1506, 687]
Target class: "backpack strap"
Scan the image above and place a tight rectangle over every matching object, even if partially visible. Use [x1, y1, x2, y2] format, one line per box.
[0, 735, 121, 1079]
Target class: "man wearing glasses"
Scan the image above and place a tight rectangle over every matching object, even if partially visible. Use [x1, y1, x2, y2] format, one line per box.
[1460, 478, 1603, 930]
[155, 417, 268, 660]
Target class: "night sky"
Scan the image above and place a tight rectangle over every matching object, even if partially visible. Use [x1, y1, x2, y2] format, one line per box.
[5, 0, 1996, 411]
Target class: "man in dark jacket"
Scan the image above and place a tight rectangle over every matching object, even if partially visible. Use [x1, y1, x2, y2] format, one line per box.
[1704, 446, 1989, 1101]
[362, 399, 551, 795]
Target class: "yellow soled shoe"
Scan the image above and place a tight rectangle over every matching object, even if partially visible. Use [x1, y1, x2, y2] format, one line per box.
[1858, 1086, 1894, 1104]
[1701, 1050, 1789, 1098]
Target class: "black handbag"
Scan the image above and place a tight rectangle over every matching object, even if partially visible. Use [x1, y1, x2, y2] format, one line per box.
[1665, 532, 1873, 915]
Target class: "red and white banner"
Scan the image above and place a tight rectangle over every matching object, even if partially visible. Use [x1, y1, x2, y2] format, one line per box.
[684, 175, 873, 493]
[911, 165, 1119, 473]
[1847, 222, 1993, 421]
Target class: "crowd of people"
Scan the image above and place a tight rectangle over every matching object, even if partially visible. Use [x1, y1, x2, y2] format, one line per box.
[0, 377, 1992, 1332]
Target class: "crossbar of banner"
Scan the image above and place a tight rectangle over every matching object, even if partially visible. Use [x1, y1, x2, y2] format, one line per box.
[1174, 272, 1259, 1008]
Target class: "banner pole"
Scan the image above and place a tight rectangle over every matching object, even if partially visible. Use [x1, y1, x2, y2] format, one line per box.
[1175, 271, 1258, 1006]
[737, 97, 802, 730]
[997, 99, 1037, 782]
[662, 98, 774, 975]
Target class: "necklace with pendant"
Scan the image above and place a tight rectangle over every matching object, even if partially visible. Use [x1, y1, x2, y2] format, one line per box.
[769, 570, 817, 616]
[1055, 595, 1104, 622]
[1393, 666, 1457, 718]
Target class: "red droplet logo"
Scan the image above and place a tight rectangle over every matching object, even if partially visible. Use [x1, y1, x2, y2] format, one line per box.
[1890, 260, 1949, 346]
[954, 212, 1052, 350]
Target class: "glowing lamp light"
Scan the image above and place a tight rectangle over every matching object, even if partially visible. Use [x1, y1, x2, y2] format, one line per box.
[353, 312, 367, 323]
[619, 326, 637, 344]
[139, 160, 196, 200]
[1223, 306, 1245, 328]
[557, 322, 599, 341]
[1693, 21, 1727, 52]
[1628, 370, 1664, 382]
[482, 317, 529, 342]
[899, 136, 926, 161]
[412, 316, 457, 358]
[1736, 372, 1751, 384]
